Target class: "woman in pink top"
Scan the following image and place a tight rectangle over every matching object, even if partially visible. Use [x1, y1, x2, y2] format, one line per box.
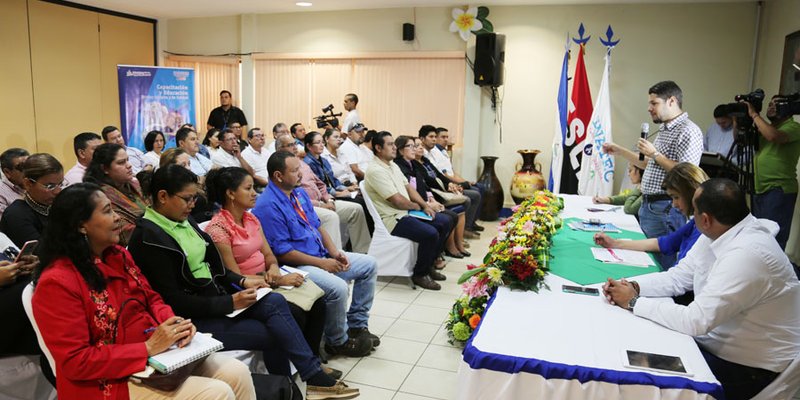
[204, 167, 335, 372]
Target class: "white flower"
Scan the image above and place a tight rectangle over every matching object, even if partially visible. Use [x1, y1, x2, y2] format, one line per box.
[449, 6, 483, 42]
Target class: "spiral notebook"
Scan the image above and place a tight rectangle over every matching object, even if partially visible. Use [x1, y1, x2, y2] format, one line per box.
[147, 333, 224, 374]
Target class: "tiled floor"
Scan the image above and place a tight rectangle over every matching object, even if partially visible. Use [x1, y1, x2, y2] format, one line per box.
[327, 220, 499, 400]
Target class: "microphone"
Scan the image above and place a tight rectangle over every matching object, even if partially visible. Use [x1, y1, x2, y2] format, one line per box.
[639, 123, 649, 161]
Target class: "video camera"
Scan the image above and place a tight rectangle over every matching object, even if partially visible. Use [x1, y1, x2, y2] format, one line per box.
[716, 89, 765, 118]
[775, 92, 800, 117]
[315, 104, 342, 129]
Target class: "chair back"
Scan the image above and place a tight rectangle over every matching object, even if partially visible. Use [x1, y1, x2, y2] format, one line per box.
[752, 352, 800, 400]
[21, 283, 56, 378]
[359, 181, 390, 236]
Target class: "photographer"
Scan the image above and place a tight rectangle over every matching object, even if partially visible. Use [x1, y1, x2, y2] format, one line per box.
[745, 95, 800, 250]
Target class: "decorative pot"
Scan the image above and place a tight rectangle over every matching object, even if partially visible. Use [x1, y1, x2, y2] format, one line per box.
[477, 156, 504, 221]
[510, 149, 545, 204]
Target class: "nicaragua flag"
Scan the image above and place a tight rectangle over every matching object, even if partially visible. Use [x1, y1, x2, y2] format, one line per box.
[548, 39, 569, 193]
[578, 50, 615, 196]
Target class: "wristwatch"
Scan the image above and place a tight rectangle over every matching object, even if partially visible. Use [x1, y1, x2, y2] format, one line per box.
[627, 295, 639, 311]
[651, 151, 661, 160]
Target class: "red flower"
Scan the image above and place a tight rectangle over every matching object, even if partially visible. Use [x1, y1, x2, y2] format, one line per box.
[469, 314, 481, 329]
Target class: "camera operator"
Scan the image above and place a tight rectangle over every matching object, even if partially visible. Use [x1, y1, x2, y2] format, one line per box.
[744, 95, 800, 250]
[602, 81, 704, 269]
[342, 93, 361, 133]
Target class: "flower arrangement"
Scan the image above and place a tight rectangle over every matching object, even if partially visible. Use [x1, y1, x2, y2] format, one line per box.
[446, 190, 563, 345]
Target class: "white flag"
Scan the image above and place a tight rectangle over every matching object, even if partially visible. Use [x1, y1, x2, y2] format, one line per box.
[578, 51, 615, 196]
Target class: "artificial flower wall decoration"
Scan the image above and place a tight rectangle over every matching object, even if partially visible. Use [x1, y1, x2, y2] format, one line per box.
[450, 6, 494, 41]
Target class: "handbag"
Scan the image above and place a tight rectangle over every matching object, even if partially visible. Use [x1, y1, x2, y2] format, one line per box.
[431, 188, 467, 206]
[273, 279, 325, 312]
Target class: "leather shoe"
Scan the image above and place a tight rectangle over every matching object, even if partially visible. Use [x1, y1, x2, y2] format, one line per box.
[464, 230, 480, 240]
[412, 275, 441, 290]
[471, 224, 485, 232]
[459, 250, 471, 257]
[445, 250, 463, 259]
[324, 336, 373, 357]
[429, 270, 447, 281]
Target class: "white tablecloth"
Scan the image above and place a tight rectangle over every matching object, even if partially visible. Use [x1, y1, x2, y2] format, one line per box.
[456, 195, 723, 400]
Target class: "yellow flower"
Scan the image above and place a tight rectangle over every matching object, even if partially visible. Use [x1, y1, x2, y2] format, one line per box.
[449, 7, 484, 41]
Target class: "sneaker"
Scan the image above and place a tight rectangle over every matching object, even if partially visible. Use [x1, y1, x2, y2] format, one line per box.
[348, 327, 380, 347]
[429, 270, 447, 281]
[324, 336, 373, 358]
[412, 275, 441, 290]
[307, 381, 360, 400]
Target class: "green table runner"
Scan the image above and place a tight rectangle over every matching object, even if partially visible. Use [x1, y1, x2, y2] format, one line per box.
[548, 218, 662, 285]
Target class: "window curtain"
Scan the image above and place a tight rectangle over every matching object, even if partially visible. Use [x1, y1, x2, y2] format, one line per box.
[164, 57, 240, 130]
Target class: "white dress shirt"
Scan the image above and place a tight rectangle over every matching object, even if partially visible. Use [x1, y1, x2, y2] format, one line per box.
[357, 144, 374, 173]
[189, 153, 213, 176]
[64, 162, 87, 186]
[126, 146, 146, 174]
[342, 109, 361, 133]
[211, 149, 242, 168]
[338, 138, 365, 170]
[241, 145, 271, 181]
[142, 151, 160, 170]
[426, 146, 454, 175]
[322, 148, 357, 185]
[704, 123, 736, 157]
[634, 215, 800, 373]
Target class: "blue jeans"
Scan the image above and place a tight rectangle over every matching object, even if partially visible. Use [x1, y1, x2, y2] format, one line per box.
[298, 252, 377, 346]
[391, 214, 451, 277]
[463, 189, 482, 229]
[638, 198, 686, 269]
[192, 292, 321, 380]
[753, 187, 797, 250]
[699, 346, 777, 400]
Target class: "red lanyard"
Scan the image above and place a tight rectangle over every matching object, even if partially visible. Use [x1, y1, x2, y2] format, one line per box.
[292, 195, 310, 224]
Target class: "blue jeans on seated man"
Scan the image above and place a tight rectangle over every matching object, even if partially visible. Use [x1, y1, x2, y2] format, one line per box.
[297, 252, 378, 347]
[391, 213, 451, 277]
[753, 187, 797, 250]
[192, 292, 322, 380]
[699, 346, 778, 400]
[638, 198, 686, 270]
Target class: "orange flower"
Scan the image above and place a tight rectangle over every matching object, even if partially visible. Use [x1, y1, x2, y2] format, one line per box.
[469, 314, 481, 329]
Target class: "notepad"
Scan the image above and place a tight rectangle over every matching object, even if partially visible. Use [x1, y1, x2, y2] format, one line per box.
[408, 210, 433, 221]
[568, 221, 622, 233]
[147, 333, 224, 374]
[226, 287, 272, 318]
[278, 266, 309, 290]
[591, 247, 655, 267]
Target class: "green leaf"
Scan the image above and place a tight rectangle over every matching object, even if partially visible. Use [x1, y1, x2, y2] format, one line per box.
[457, 267, 486, 284]
[479, 19, 494, 33]
[477, 6, 490, 19]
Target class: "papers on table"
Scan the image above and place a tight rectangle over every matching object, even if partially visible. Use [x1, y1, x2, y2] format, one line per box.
[568, 221, 622, 233]
[278, 266, 309, 290]
[226, 287, 272, 318]
[591, 247, 654, 267]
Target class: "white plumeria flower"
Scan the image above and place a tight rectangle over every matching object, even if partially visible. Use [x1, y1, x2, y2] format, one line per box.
[449, 6, 483, 41]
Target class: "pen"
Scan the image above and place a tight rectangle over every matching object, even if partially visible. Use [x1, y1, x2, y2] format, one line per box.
[144, 327, 156, 335]
[231, 283, 244, 291]
[607, 248, 624, 263]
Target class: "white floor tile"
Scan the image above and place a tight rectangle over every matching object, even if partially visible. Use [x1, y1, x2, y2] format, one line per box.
[368, 336, 428, 365]
[385, 319, 440, 343]
[324, 355, 360, 378]
[342, 381, 396, 400]
[394, 392, 441, 400]
[368, 314, 397, 336]
[377, 286, 423, 303]
[371, 298, 411, 318]
[345, 357, 413, 390]
[430, 324, 460, 348]
[417, 344, 463, 372]
[399, 304, 449, 325]
[399, 366, 458, 400]
[413, 291, 460, 309]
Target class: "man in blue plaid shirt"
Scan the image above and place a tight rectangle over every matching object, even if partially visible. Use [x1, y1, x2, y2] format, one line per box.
[602, 81, 704, 269]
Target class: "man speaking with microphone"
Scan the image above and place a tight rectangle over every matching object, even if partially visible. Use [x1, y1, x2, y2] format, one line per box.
[602, 81, 704, 269]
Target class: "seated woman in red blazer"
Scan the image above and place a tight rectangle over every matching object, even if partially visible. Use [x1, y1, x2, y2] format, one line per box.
[31, 182, 255, 400]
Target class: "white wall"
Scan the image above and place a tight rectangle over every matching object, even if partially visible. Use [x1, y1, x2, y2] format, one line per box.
[165, 2, 758, 203]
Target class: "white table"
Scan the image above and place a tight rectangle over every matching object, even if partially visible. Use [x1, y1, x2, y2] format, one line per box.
[456, 195, 723, 400]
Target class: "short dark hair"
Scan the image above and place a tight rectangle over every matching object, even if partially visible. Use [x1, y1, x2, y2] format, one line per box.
[205, 167, 251, 206]
[323, 128, 339, 142]
[648, 81, 683, 108]
[0, 148, 30, 171]
[435, 127, 448, 134]
[694, 178, 749, 226]
[150, 164, 198, 205]
[345, 93, 358, 105]
[220, 129, 236, 142]
[219, 90, 232, 97]
[101, 126, 119, 141]
[372, 131, 393, 155]
[418, 124, 437, 139]
[304, 131, 321, 152]
[143, 130, 165, 152]
[202, 129, 220, 146]
[272, 123, 287, 134]
[290, 123, 303, 135]
[267, 151, 295, 178]
[73, 132, 102, 157]
[247, 128, 262, 139]
[713, 105, 728, 119]
[364, 130, 377, 144]
[175, 127, 195, 147]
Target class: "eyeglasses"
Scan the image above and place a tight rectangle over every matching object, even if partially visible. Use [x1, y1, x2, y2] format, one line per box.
[174, 194, 199, 204]
[403, 144, 416, 149]
[28, 178, 66, 191]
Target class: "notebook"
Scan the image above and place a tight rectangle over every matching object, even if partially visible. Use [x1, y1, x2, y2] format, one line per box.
[147, 333, 224, 374]
[408, 210, 433, 221]
[278, 266, 309, 290]
[226, 287, 272, 318]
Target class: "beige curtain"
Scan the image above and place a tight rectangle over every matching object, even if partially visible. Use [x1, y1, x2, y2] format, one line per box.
[253, 56, 465, 145]
[164, 57, 240, 131]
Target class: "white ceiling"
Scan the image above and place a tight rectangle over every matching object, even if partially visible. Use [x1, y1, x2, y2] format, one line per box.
[68, 0, 756, 20]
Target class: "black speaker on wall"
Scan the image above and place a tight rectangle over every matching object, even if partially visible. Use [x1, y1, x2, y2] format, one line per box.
[474, 33, 505, 87]
[403, 23, 415, 41]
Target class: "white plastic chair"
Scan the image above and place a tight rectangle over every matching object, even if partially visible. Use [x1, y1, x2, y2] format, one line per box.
[751, 353, 800, 400]
[359, 181, 418, 279]
[21, 284, 56, 378]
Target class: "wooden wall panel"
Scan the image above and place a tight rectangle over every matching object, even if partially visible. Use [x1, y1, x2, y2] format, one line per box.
[0, 0, 37, 154]
[99, 13, 155, 129]
[28, 0, 103, 166]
